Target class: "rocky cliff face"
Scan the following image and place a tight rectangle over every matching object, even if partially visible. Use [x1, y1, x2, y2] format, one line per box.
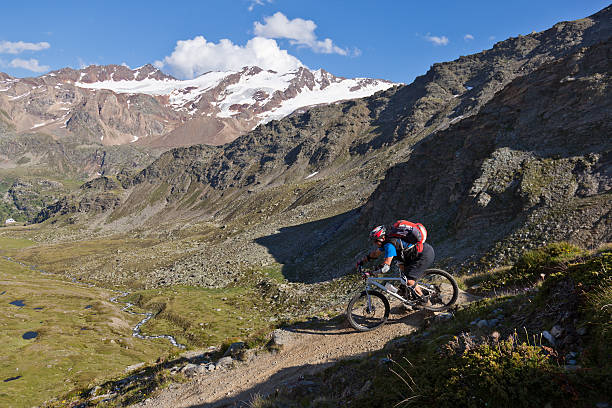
[34, 6, 612, 285]
[361, 37, 612, 269]
[0, 132, 157, 222]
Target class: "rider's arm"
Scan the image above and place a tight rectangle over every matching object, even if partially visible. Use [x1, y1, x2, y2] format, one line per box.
[375, 243, 397, 274]
[359, 249, 382, 265]
[377, 257, 393, 274]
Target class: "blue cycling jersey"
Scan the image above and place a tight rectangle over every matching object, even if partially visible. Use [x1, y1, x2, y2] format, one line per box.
[383, 242, 397, 258]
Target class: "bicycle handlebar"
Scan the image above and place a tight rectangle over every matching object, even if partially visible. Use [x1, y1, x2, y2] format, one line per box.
[357, 265, 377, 280]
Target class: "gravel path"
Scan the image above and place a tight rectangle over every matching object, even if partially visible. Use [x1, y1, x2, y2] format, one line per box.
[133, 290, 477, 408]
[134, 304, 428, 408]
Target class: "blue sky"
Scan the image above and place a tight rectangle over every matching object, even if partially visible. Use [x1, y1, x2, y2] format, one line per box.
[0, 0, 608, 83]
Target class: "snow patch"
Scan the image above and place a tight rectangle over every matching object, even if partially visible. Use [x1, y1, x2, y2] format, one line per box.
[131, 135, 139, 143]
[450, 115, 464, 124]
[76, 70, 230, 110]
[305, 171, 319, 179]
[75, 67, 396, 124]
[9, 91, 30, 100]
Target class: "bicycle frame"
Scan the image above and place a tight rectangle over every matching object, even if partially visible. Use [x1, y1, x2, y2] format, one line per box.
[365, 275, 410, 304]
[358, 265, 432, 307]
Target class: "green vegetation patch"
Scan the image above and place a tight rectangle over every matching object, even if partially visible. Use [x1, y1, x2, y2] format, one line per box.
[465, 242, 585, 293]
[0, 237, 36, 252]
[149, 181, 169, 205]
[7, 237, 160, 275]
[0, 258, 173, 408]
[126, 285, 276, 349]
[538, 251, 612, 368]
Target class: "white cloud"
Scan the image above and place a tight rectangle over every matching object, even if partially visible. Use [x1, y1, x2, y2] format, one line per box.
[9, 58, 50, 72]
[254, 12, 349, 55]
[155, 36, 304, 79]
[0, 40, 50, 54]
[248, 0, 272, 11]
[464, 34, 474, 41]
[425, 34, 449, 46]
[489, 35, 496, 41]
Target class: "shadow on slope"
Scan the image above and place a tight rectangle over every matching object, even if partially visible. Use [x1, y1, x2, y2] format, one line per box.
[254, 209, 368, 283]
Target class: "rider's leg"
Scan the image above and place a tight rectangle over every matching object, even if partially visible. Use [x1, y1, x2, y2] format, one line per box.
[399, 263, 424, 297]
[404, 244, 435, 298]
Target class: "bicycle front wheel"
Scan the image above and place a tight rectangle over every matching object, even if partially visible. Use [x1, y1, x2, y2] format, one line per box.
[418, 269, 459, 312]
[346, 290, 390, 332]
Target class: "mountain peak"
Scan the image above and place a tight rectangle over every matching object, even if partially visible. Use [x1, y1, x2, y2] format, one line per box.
[73, 64, 176, 84]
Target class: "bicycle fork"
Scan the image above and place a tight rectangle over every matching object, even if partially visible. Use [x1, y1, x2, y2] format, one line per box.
[365, 289, 375, 313]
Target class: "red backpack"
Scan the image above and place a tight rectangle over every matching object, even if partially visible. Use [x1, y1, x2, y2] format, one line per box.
[388, 220, 428, 253]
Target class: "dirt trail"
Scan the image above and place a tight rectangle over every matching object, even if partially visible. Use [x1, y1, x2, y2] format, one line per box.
[133, 296, 469, 408]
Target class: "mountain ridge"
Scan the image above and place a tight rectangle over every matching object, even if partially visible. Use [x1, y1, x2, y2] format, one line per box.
[0, 64, 395, 147]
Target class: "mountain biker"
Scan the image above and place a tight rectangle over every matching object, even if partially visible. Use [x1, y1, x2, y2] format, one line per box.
[356, 224, 435, 302]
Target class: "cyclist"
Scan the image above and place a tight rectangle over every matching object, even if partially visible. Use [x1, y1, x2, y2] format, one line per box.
[356, 224, 435, 303]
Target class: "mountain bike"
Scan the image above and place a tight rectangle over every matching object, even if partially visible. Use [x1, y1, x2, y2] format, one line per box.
[347, 265, 459, 331]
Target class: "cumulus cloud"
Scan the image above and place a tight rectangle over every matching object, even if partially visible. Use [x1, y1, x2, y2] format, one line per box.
[464, 34, 474, 41]
[9, 58, 50, 72]
[254, 12, 349, 55]
[425, 34, 449, 46]
[155, 36, 304, 79]
[0, 40, 50, 54]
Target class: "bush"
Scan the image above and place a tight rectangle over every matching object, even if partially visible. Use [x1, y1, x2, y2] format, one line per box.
[471, 242, 584, 293]
[514, 242, 584, 274]
[390, 335, 569, 408]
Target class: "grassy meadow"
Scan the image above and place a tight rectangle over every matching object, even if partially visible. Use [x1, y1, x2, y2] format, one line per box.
[0, 236, 282, 407]
[0, 253, 175, 407]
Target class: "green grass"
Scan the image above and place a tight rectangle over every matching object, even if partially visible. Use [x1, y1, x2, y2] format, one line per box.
[0, 237, 35, 252]
[3, 236, 164, 279]
[149, 182, 169, 205]
[537, 251, 612, 368]
[126, 284, 277, 349]
[464, 242, 585, 293]
[0, 257, 174, 408]
[0, 237, 289, 406]
[257, 264, 287, 284]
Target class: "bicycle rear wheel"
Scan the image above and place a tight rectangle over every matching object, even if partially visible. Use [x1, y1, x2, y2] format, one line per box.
[418, 269, 458, 312]
[346, 290, 390, 331]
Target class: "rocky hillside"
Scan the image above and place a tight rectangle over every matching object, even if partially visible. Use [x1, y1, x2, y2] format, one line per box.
[34, 6, 612, 286]
[361, 37, 611, 269]
[0, 132, 157, 223]
[0, 64, 394, 147]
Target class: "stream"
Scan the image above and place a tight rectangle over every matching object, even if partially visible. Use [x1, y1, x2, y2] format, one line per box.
[2, 256, 185, 348]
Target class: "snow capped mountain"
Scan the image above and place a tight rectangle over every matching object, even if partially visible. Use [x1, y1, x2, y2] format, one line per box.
[75, 65, 395, 125]
[0, 64, 397, 147]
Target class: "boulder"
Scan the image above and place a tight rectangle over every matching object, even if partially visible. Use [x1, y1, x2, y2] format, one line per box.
[223, 341, 246, 358]
[215, 356, 234, 370]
